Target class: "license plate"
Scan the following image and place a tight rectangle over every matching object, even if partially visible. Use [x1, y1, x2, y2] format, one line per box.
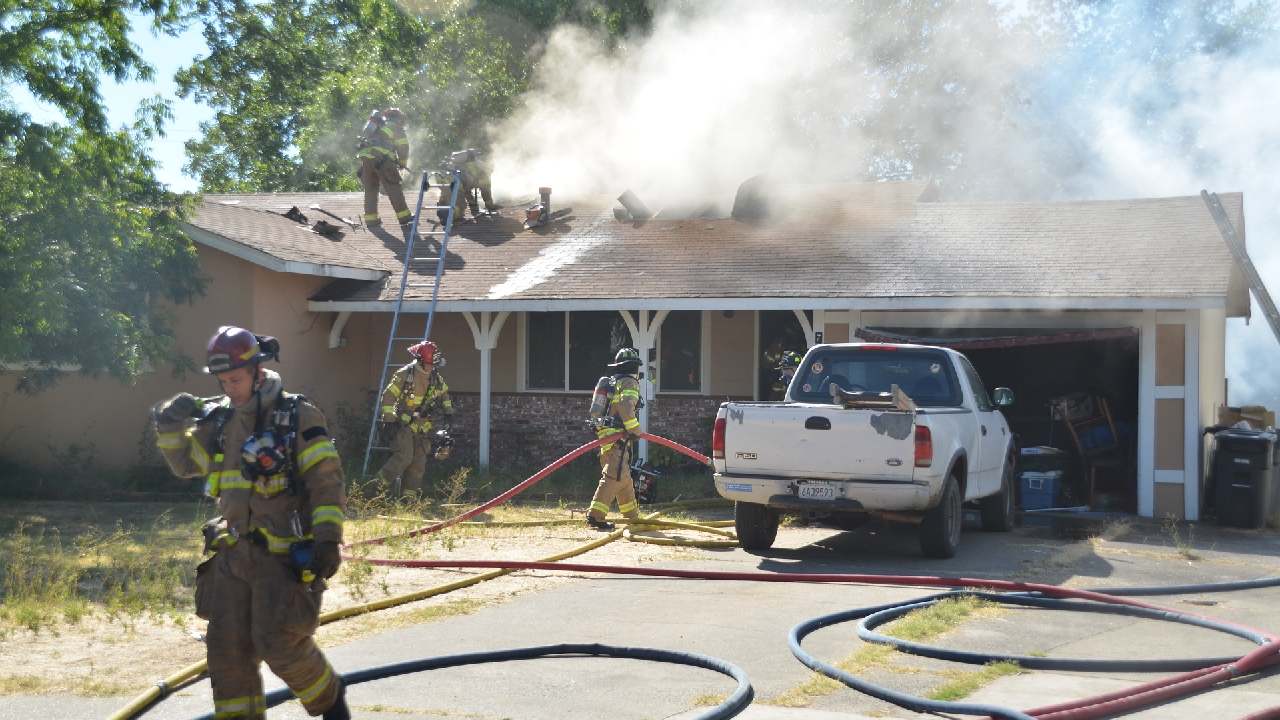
[798, 482, 838, 500]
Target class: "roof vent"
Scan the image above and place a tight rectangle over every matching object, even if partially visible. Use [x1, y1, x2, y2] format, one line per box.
[731, 175, 768, 222]
[616, 189, 652, 222]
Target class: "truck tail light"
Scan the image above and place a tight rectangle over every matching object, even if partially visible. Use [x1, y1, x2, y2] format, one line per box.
[712, 417, 726, 460]
[914, 425, 933, 468]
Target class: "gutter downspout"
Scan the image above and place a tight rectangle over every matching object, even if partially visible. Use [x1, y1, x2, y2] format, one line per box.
[329, 311, 352, 349]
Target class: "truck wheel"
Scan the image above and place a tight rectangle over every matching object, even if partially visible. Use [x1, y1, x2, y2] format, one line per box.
[979, 459, 1015, 532]
[735, 501, 779, 551]
[920, 474, 961, 558]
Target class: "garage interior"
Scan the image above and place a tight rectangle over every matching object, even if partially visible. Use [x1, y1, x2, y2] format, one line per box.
[859, 327, 1140, 513]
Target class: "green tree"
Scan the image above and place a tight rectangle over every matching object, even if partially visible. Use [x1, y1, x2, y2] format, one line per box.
[0, 0, 204, 390]
[177, 0, 651, 192]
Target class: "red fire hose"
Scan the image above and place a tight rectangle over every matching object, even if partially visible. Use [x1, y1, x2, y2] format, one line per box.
[344, 433, 1279, 720]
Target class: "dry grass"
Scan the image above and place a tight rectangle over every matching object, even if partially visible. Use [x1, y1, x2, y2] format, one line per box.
[928, 661, 1022, 701]
[0, 502, 212, 635]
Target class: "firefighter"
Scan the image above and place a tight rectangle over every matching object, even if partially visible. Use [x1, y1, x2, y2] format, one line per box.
[437, 148, 497, 224]
[586, 348, 644, 531]
[151, 326, 349, 720]
[376, 340, 455, 496]
[356, 107, 412, 232]
[770, 350, 802, 400]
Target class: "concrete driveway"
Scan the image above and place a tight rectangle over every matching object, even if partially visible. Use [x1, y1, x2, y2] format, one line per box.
[16, 514, 1280, 719]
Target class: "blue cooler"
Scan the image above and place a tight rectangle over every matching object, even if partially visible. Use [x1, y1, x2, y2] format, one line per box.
[1020, 470, 1063, 511]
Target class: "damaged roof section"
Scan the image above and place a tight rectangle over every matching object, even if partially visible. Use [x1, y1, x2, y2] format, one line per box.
[182, 183, 1250, 315]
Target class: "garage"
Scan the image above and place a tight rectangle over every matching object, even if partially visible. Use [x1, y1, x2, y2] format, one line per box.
[857, 327, 1141, 513]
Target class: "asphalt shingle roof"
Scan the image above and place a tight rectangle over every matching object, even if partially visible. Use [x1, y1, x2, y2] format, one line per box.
[186, 184, 1248, 311]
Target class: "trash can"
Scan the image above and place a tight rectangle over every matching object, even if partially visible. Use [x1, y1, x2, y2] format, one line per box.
[1211, 428, 1277, 529]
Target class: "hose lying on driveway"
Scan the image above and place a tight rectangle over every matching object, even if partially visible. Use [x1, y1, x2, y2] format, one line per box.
[114, 433, 1280, 720]
[187, 643, 753, 720]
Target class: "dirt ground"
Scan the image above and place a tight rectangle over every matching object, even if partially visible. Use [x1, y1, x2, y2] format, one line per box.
[0, 504, 712, 697]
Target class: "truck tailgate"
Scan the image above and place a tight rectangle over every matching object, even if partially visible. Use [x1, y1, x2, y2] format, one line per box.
[723, 403, 917, 482]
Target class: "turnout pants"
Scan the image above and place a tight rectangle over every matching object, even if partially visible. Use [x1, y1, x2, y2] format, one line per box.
[589, 436, 639, 521]
[196, 541, 340, 719]
[464, 181, 495, 214]
[377, 425, 432, 495]
[359, 156, 411, 227]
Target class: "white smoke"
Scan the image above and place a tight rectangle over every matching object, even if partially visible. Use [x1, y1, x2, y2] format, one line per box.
[488, 0, 1280, 404]
[489, 1, 1039, 206]
[1074, 50, 1280, 406]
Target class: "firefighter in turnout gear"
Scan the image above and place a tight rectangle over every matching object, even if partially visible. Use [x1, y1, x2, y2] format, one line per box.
[437, 148, 497, 224]
[151, 326, 349, 720]
[376, 340, 455, 496]
[586, 348, 644, 531]
[356, 107, 412, 231]
[770, 350, 802, 400]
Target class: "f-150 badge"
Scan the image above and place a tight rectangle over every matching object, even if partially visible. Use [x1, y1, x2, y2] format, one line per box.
[886, 458, 903, 466]
[736, 452, 758, 460]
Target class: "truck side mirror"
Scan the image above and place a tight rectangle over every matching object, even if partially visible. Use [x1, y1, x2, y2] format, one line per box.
[992, 387, 1015, 407]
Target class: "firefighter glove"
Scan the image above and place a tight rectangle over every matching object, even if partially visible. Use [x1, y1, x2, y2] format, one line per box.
[313, 540, 342, 579]
[158, 393, 200, 424]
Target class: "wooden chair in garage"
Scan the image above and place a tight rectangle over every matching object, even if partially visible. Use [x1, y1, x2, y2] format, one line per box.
[1052, 394, 1126, 508]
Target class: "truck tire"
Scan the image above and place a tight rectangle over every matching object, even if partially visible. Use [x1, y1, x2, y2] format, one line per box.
[735, 501, 779, 551]
[979, 458, 1015, 532]
[920, 474, 961, 558]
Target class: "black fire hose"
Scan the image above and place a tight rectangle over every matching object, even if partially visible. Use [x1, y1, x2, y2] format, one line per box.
[790, 576, 1280, 720]
[189, 643, 752, 720]
[858, 591, 1271, 672]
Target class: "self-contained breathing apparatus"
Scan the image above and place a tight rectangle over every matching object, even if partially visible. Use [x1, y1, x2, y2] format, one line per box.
[194, 389, 319, 583]
[585, 372, 648, 494]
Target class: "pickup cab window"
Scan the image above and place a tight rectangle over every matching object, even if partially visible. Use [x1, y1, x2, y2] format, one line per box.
[792, 347, 963, 407]
[957, 355, 994, 411]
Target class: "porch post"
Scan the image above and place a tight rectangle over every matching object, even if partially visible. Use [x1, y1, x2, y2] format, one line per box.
[463, 311, 510, 468]
[1137, 310, 1157, 517]
[619, 309, 669, 461]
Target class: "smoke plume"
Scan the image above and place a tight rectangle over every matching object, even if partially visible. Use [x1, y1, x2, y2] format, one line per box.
[488, 0, 1280, 404]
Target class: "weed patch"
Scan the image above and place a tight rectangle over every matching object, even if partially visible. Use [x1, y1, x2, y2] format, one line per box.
[928, 661, 1022, 701]
[0, 502, 210, 634]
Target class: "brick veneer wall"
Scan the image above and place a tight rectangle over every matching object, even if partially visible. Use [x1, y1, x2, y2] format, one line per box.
[444, 392, 741, 470]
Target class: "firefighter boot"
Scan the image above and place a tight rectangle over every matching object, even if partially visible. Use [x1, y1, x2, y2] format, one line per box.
[587, 516, 615, 532]
[323, 683, 351, 720]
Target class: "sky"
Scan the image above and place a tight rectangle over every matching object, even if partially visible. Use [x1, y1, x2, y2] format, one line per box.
[7, 15, 211, 193]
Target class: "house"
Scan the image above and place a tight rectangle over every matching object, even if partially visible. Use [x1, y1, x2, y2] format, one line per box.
[0, 180, 1251, 521]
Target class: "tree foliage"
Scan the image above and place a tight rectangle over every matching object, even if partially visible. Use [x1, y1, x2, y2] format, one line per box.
[177, 0, 651, 192]
[0, 0, 204, 389]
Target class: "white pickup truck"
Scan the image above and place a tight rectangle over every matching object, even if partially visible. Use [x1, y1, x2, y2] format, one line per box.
[712, 343, 1016, 558]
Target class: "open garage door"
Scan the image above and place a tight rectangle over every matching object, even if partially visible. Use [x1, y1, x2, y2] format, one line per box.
[858, 327, 1139, 513]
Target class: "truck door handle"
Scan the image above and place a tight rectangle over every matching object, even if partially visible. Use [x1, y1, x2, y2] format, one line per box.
[805, 417, 831, 430]
[981, 425, 988, 436]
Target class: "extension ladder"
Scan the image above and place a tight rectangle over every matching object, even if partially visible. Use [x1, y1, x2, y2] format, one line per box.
[1201, 190, 1280, 347]
[361, 169, 463, 476]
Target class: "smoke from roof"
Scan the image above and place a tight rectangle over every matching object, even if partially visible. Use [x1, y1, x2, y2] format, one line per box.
[487, 0, 1280, 405]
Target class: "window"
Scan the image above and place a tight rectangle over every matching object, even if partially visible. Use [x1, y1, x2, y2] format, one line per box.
[957, 355, 993, 411]
[659, 310, 702, 391]
[568, 311, 630, 390]
[526, 312, 565, 389]
[792, 346, 963, 407]
[525, 311, 629, 391]
[758, 310, 809, 399]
